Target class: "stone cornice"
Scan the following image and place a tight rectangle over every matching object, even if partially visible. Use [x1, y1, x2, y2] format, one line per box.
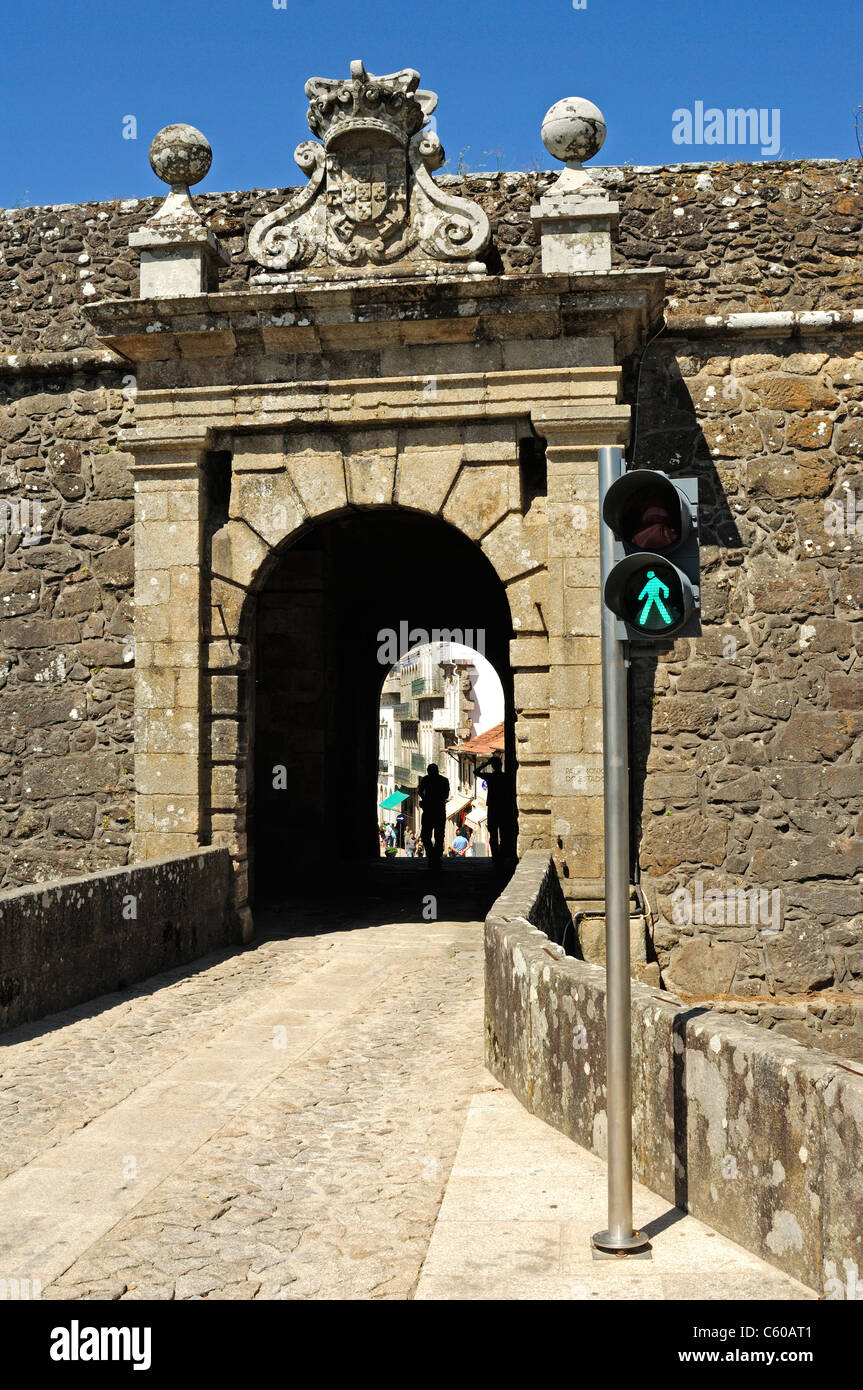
[4, 305, 862, 382]
[120, 365, 626, 448]
[533, 403, 631, 446]
[664, 309, 863, 339]
[85, 268, 666, 365]
[9, 304, 859, 390]
[128, 433, 214, 474]
[0, 348, 126, 379]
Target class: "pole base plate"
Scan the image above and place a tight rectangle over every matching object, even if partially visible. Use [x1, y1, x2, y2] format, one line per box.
[591, 1229, 652, 1258]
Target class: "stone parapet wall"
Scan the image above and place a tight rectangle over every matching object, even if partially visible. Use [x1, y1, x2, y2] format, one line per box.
[705, 995, 863, 1062]
[1, 160, 860, 353]
[0, 847, 241, 1030]
[485, 852, 863, 1296]
[602, 159, 863, 314]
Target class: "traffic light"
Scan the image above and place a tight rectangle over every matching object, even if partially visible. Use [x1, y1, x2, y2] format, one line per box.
[602, 469, 701, 640]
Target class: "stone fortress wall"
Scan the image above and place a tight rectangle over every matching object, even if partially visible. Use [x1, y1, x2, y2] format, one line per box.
[1, 158, 861, 1022]
[0, 847, 239, 1030]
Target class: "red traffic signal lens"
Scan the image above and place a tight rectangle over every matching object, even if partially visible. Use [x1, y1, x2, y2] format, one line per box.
[627, 495, 680, 549]
[603, 472, 690, 553]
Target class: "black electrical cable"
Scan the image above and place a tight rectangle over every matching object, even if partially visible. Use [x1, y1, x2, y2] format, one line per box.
[627, 318, 667, 470]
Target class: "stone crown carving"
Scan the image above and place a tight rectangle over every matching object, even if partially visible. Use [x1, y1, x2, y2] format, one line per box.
[306, 62, 436, 148]
[248, 60, 490, 281]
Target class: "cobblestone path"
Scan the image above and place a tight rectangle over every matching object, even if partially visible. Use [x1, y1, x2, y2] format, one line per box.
[0, 889, 495, 1300]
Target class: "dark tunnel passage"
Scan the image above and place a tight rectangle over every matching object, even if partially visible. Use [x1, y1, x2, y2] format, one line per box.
[248, 507, 517, 903]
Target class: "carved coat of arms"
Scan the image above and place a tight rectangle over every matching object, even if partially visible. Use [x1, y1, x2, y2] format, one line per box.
[326, 147, 409, 263]
[248, 61, 489, 279]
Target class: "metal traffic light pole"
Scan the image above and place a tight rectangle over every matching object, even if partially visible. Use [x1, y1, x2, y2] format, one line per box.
[592, 445, 649, 1256]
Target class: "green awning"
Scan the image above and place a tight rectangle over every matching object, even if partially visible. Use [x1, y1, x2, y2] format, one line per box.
[379, 791, 409, 809]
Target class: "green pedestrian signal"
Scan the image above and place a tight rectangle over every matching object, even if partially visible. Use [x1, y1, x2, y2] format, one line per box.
[618, 558, 687, 633]
[601, 471, 701, 640]
[637, 568, 672, 627]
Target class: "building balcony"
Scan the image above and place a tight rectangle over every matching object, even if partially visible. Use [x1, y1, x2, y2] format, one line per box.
[411, 752, 426, 772]
[432, 707, 456, 732]
[394, 764, 418, 787]
[378, 758, 389, 773]
[393, 702, 415, 719]
[411, 672, 445, 698]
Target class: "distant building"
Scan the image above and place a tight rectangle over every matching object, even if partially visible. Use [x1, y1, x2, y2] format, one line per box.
[447, 722, 506, 855]
[378, 647, 478, 845]
[377, 706, 395, 823]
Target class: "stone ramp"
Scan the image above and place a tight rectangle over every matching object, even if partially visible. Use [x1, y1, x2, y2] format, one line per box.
[0, 913, 490, 1299]
[415, 1087, 816, 1301]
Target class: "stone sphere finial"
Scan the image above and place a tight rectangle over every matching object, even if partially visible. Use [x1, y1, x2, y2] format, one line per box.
[149, 124, 212, 189]
[541, 97, 606, 167]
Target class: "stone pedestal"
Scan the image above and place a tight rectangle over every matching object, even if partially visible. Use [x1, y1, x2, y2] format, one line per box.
[531, 191, 619, 274]
[531, 169, 619, 275]
[132, 222, 229, 298]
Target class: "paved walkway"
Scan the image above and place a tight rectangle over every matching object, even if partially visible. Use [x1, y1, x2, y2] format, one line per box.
[0, 890, 493, 1300]
[0, 871, 815, 1301]
[416, 1090, 815, 1300]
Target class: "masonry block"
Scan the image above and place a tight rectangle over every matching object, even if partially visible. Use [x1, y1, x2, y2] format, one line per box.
[514, 670, 549, 713]
[288, 446, 347, 516]
[211, 519, 270, 589]
[443, 464, 520, 541]
[346, 447, 397, 507]
[395, 444, 462, 514]
[229, 471, 307, 549]
[482, 512, 548, 583]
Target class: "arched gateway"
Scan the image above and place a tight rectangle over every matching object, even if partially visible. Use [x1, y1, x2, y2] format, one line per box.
[248, 506, 517, 897]
[90, 61, 663, 936]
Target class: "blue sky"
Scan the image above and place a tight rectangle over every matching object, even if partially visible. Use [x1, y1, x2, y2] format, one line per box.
[0, 0, 859, 207]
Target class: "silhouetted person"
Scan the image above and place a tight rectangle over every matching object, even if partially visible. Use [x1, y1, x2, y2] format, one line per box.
[478, 755, 507, 861]
[417, 763, 449, 870]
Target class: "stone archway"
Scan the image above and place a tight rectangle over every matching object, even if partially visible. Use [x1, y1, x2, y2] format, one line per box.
[125, 357, 636, 939]
[202, 419, 548, 918]
[244, 506, 517, 899]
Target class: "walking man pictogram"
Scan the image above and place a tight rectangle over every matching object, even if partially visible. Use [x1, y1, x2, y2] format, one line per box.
[637, 569, 672, 626]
